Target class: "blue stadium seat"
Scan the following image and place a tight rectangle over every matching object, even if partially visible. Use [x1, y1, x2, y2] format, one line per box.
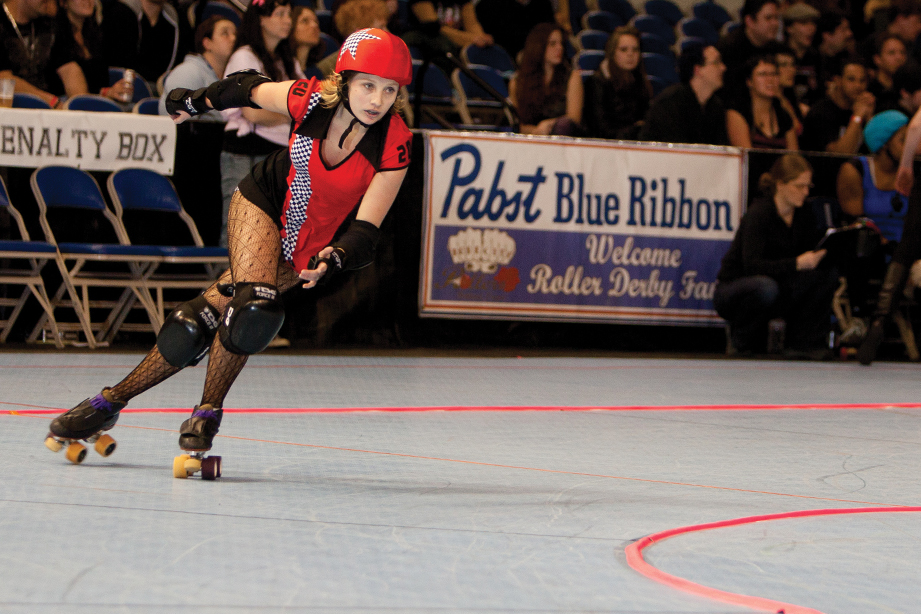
[692, 1, 732, 30]
[12, 93, 51, 109]
[201, 1, 241, 26]
[632, 14, 676, 45]
[63, 95, 123, 112]
[578, 30, 610, 51]
[642, 52, 679, 84]
[582, 10, 623, 32]
[640, 32, 672, 56]
[644, 0, 685, 25]
[574, 50, 605, 72]
[598, 0, 637, 23]
[679, 17, 720, 45]
[462, 44, 516, 79]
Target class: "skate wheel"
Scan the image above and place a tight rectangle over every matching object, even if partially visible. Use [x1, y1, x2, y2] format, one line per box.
[201, 456, 222, 480]
[184, 457, 201, 477]
[94, 434, 117, 457]
[173, 454, 191, 479]
[45, 436, 63, 453]
[65, 442, 87, 465]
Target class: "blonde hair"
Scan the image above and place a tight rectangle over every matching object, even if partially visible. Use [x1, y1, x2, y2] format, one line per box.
[758, 153, 812, 195]
[318, 72, 407, 115]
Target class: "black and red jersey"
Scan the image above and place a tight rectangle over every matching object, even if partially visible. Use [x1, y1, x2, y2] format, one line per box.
[238, 78, 413, 272]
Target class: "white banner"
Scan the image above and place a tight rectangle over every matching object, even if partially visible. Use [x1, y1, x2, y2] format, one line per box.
[421, 132, 745, 326]
[0, 108, 176, 174]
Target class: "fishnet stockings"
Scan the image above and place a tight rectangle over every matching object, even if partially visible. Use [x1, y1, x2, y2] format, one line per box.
[108, 192, 300, 407]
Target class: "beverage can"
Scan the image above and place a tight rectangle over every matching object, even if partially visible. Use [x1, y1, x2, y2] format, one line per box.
[122, 69, 135, 103]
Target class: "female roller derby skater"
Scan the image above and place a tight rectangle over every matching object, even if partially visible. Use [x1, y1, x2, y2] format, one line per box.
[45, 29, 413, 477]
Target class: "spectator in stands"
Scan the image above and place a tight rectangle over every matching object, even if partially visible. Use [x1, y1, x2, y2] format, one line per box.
[727, 54, 799, 149]
[159, 16, 236, 119]
[776, 47, 806, 132]
[885, 59, 921, 114]
[860, 0, 921, 66]
[781, 2, 820, 104]
[836, 110, 909, 322]
[800, 56, 874, 152]
[290, 5, 323, 76]
[638, 44, 728, 145]
[158, 16, 237, 246]
[577, 26, 651, 140]
[509, 22, 581, 135]
[219, 0, 303, 247]
[56, 0, 133, 101]
[717, 0, 781, 99]
[814, 9, 855, 90]
[316, 0, 388, 76]
[869, 33, 908, 108]
[403, 0, 493, 71]
[714, 153, 837, 358]
[475, 0, 555, 61]
[0, 0, 88, 107]
[102, 0, 189, 83]
[860, 75, 921, 363]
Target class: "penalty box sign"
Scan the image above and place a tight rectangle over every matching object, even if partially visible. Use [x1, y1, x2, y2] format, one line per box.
[0, 108, 176, 174]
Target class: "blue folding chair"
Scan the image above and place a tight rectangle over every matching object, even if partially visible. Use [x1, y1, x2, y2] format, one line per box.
[0, 175, 63, 347]
[132, 97, 160, 115]
[582, 10, 623, 32]
[642, 52, 679, 84]
[644, 0, 685, 26]
[30, 166, 164, 347]
[462, 44, 516, 79]
[568, 0, 589, 37]
[319, 32, 339, 56]
[598, 0, 637, 24]
[12, 93, 51, 109]
[63, 95, 123, 112]
[201, 1, 241, 26]
[679, 17, 720, 45]
[108, 169, 229, 321]
[574, 50, 605, 73]
[692, 1, 732, 30]
[632, 14, 676, 45]
[577, 30, 610, 51]
[452, 64, 515, 128]
[108, 68, 154, 102]
[678, 36, 707, 54]
[316, 9, 333, 34]
[640, 32, 673, 56]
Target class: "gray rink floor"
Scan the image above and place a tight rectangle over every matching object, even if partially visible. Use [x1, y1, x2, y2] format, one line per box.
[3, 353, 921, 613]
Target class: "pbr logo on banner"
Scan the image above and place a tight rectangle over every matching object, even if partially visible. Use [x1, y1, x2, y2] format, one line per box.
[420, 132, 744, 326]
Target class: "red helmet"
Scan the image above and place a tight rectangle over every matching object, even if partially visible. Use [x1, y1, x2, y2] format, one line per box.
[335, 28, 412, 87]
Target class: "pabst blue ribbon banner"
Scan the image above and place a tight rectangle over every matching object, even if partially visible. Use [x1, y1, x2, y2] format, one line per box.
[0, 108, 176, 174]
[420, 132, 744, 326]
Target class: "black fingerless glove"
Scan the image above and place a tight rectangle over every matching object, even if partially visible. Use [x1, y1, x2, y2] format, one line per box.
[308, 220, 381, 286]
[165, 87, 210, 117]
[205, 69, 273, 111]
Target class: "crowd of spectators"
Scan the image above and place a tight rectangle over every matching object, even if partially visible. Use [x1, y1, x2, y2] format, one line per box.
[5, 0, 921, 357]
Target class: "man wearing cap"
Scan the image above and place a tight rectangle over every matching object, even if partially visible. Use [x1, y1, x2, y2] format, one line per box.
[783, 2, 820, 103]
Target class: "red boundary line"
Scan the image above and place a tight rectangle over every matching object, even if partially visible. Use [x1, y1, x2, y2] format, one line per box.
[5, 402, 921, 414]
[625, 506, 921, 614]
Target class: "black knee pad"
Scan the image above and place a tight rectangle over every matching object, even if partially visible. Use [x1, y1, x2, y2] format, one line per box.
[218, 283, 285, 355]
[157, 294, 222, 368]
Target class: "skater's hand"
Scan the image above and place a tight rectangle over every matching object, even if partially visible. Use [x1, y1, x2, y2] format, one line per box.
[170, 110, 192, 124]
[796, 249, 826, 271]
[299, 247, 333, 288]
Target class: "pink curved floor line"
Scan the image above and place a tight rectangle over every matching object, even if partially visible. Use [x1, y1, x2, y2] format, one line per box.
[625, 506, 921, 614]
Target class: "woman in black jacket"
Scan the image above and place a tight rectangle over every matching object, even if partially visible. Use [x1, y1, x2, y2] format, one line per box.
[714, 153, 838, 356]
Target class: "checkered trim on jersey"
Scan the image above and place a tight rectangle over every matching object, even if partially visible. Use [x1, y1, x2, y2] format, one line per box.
[282, 92, 322, 264]
[339, 29, 381, 62]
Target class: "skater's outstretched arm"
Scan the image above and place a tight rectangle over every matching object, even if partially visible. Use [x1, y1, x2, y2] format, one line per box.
[165, 71, 295, 123]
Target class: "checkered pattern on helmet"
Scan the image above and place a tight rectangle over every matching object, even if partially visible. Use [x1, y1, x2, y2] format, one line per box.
[339, 28, 381, 62]
[282, 92, 322, 264]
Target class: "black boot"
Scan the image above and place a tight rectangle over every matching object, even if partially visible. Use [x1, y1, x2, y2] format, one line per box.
[858, 262, 907, 365]
[49, 389, 126, 439]
[178, 405, 223, 451]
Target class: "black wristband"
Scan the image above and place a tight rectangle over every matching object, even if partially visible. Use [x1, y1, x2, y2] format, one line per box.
[165, 87, 210, 117]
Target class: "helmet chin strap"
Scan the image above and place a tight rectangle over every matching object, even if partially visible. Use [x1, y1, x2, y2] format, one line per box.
[338, 92, 371, 149]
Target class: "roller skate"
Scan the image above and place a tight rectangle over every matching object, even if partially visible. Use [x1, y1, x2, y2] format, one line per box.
[44, 389, 126, 464]
[173, 404, 223, 480]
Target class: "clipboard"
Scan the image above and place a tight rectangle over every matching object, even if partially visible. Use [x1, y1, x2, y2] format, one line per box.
[815, 218, 882, 261]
